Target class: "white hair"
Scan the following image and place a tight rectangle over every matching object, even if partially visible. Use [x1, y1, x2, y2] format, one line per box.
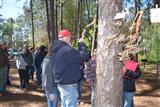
[59, 36, 71, 45]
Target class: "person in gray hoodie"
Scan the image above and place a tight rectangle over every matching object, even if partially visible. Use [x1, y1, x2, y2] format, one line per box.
[42, 44, 59, 107]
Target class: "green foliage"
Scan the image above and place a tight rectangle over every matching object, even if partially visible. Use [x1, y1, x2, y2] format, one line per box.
[140, 21, 160, 63]
[0, 15, 4, 38]
[1, 18, 14, 44]
[63, 0, 77, 36]
[14, 0, 47, 48]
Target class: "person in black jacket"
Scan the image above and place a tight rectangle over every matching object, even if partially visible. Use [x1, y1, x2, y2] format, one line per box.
[34, 45, 47, 88]
[23, 44, 34, 88]
[51, 29, 89, 107]
[123, 54, 141, 107]
[0, 39, 9, 96]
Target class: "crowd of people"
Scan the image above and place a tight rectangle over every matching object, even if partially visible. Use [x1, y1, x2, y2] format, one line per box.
[0, 29, 141, 107]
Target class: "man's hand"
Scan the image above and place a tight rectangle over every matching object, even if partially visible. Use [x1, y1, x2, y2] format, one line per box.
[78, 37, 84, 42]
[50, 94, 55, 101]
[122, 67, 127, 76]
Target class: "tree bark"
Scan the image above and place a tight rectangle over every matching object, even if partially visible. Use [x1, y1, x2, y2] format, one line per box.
[48, 0, 56, 42]
[135, 0, 138, 16]
[147, 0, 151, 25]
[85, 0, 90, 23]
[60, 0, 63, 30]
[45, 0, 51, 43]
[137, 0, 141, 11]
[30, 0, 35, 47]
[55, 0, 58, 36]
[95, 0, 123, 107]
[77, 0, 82, 36]
[10, 18, 13, 44]
[91, 1, 98, 55]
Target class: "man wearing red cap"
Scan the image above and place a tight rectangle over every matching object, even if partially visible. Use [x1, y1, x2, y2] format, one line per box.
[48, 29, 89, 107]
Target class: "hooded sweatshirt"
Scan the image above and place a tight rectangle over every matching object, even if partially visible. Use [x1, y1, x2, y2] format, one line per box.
[0, 48, 8, 68]
[51, 40, 89, 84]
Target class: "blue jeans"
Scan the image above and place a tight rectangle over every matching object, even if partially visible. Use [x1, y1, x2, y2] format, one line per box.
[123, 91, 135, 107]
[45, 87, 59, 107]
[18, 69, 29, 89]
[91, 85, 95, 107]
[28, 65, 35, 80]
[36, 67, 42, 87]
[77, 80, 83, 100]
[0, 66, 7, 93]
[58, 84, 78, 107]
[6, 63, 11, 85]
[25, 66, 31, 85]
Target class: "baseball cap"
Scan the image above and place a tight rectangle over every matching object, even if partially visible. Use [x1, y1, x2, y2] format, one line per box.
[58, 29, 73, 39]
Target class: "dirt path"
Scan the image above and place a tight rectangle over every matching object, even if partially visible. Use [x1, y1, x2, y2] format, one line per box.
[0, 64, 160, 107]
[134, 65, 160, 107]
[0, 67, 91, 107]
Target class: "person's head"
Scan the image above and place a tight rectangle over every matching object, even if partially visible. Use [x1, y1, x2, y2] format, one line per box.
[58, 29, 73, 45]
[39, 45, 47, 53]
[92, 48, 97, 59]
[24, 44, 28, 49]
[29, 47, 34, 53]
[23, 44, 29, 53]
[128, 53, 135, 61]
[0, 39, 7, 50]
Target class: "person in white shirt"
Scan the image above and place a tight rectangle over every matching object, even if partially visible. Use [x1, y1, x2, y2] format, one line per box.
[15, 49, 28, 90]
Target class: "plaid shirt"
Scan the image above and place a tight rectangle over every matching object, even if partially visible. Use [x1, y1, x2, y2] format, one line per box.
[86, 59, 96, 85]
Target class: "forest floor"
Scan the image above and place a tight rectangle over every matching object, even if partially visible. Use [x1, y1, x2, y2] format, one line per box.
[0, 63, 160, 107]
[134, 64, 160, 107]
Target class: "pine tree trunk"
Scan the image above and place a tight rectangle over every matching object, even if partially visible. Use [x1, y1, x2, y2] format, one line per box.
[135, 0, 138, 16]
[55, 0, 58, 36]
[137, 0, 141, 11]
[95, 0, 123, 107]
[147, 0, 151, 25]
[85, 0, 90, 23]
[48, 0, 56, 41]
[60, 0, 63, 30]
[77, 0, 81, 36]
[45, 0, 51, 43]
[30, 0, 35, 47]
[91, 1, 98, 55]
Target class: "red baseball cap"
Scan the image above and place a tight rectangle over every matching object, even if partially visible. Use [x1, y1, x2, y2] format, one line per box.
[58, 29, 73, 39]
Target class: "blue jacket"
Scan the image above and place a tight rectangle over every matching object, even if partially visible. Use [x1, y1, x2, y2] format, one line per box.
[51, 40, 89, 84]
[34, 51, 46, 70]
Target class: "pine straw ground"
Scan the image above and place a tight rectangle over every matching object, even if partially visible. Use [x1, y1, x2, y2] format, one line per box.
[0, 64, 160, 107]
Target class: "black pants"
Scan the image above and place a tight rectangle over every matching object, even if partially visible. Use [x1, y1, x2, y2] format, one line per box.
[18, 69, 28, 89]
[6, 64, 11, 85]
[26, 65, 35, 80]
